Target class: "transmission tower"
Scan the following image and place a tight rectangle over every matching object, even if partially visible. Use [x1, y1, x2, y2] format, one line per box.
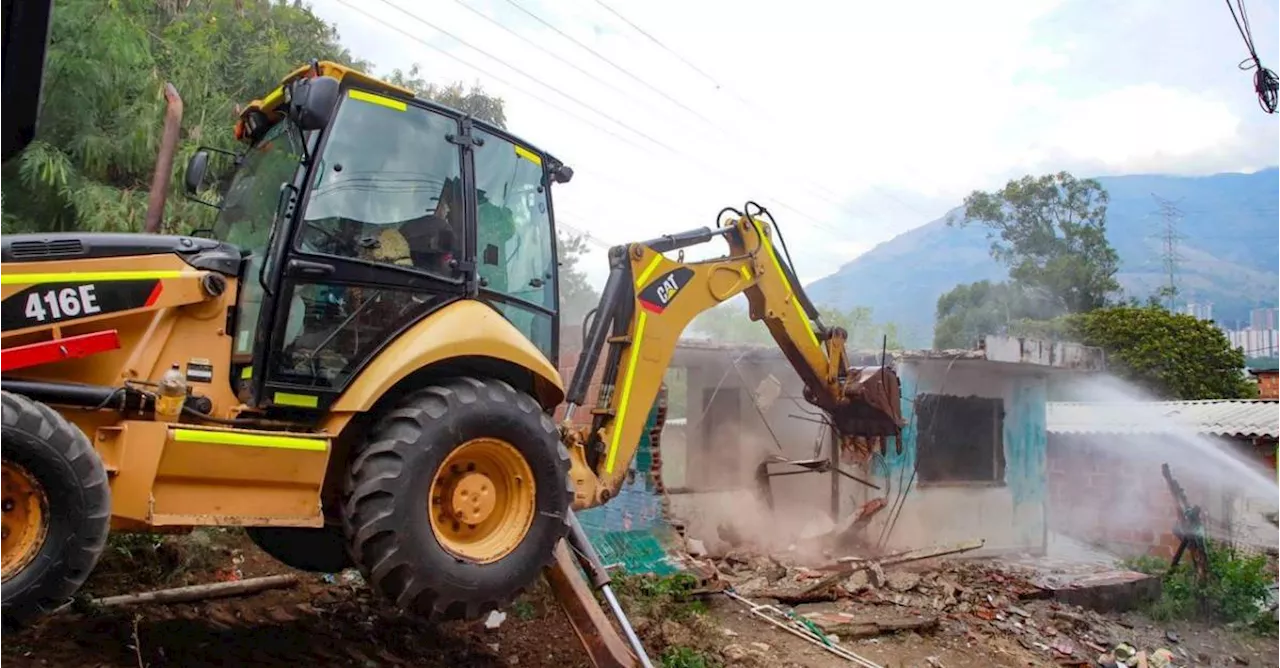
[1150, 194, 1185, 311]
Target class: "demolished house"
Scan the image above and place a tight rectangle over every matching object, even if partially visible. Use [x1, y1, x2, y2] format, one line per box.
[660, 335, 1107, 557]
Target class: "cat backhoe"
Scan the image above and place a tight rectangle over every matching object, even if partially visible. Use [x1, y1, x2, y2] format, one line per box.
[1, 58, 902, 666]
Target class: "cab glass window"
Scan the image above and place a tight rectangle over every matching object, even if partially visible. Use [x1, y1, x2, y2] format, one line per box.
[299, 91, 463, 278]
[472, 129, 555, 310]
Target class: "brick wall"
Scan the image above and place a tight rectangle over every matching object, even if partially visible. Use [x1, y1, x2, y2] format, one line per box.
[1255, 370, 1278, 400]
[1047, 434, 1202, 558]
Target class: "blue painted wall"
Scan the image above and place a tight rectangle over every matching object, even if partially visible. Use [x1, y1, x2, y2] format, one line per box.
[880, 361, 1048, 550]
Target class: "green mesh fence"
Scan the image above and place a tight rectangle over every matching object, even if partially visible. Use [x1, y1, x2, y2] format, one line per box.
[577, 397, 683, 575]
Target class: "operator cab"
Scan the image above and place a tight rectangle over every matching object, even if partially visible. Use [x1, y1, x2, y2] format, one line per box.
[184, 61, 574, 413]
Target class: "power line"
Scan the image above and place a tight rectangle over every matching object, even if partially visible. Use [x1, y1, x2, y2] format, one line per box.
[350, 0, 851, 237]
[494, 0, 882, 224]
[445, 0, 682, 123]
[580, 0, 939, 224]
[337, 0, 728, 224]
[1223, 0, 1278, 113]
[588, 0, 722, 89]
[499, 0, 719, 128]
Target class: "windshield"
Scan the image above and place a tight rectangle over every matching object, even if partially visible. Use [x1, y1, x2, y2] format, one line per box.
[215, 120, 304, 356]
[299, 91, 462, 277]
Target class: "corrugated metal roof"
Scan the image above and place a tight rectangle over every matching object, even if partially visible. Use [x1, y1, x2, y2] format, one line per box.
[1047, 400, 1279, 439]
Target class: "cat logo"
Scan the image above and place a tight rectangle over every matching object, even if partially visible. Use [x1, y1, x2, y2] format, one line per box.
[637, 267, 694, 314]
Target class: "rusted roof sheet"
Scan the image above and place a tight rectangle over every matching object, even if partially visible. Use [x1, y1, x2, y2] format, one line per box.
[1047, 400, 1280, 439]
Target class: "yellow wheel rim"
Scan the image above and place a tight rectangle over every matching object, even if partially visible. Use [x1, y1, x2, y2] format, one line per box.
[1, 461, 49, 582]
[428, 438, 536, 564]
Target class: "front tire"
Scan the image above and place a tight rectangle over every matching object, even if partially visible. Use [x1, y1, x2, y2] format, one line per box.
[342, 377, 571, 620]
[1, 391, 111, 631]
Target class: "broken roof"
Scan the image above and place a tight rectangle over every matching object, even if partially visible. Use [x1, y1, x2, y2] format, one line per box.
[674, 335, 1105, 372]
[1046, 400, 1280, 439]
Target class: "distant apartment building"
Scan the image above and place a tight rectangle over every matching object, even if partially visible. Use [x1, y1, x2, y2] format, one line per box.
[1183, 302, 1213, 321]
[1224, 324, 1279, 359]
[1250, 307, 1279, 331]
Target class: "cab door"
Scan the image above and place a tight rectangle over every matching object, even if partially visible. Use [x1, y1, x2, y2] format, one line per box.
[470, 127, 559, 365]
[255, 89, 472, 412]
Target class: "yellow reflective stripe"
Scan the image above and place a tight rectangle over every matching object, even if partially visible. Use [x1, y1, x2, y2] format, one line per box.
[240, 367, 253, 380]
[349, 89, 407, 111]
[173, 429, 327, 452]
[758, 225, 820, 350]
[606, 310, 648, 474]
[739, 265, 752, 281]
[0, 270, 194, 286]
[634, 254, 663, 288]
[260, 86, 285, 111]
[274, 392, 319, 408]
[514, 145, 542, 166]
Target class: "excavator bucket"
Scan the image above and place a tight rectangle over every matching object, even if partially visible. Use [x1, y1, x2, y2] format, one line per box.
[834, 365, 905, 440]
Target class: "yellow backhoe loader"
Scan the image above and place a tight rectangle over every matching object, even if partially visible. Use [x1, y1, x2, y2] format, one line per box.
[1, 56, 902, 666]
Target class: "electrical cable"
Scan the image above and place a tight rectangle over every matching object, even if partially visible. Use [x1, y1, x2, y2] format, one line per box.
[583, 0, 933, 223]
[351, 0, 850, 238]
[1224, 0, 1278, 113]
[499, 0, 720, 128]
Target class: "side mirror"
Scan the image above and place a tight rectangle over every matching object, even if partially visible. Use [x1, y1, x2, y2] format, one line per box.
[552, 164, 574, 184]
[184, 150, 209, 196]
[288, 75, 341, 132]
[184, 146, 239, 209]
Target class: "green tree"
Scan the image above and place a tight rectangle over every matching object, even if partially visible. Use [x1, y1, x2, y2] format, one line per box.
[385, 65, 507, 128]
[933, 280, 1061, 348]
[950, 171, 1121, 314]
[1074, 303, 1254, 399]
[558, 230, 600, 326]
[2, 0, 369, 235]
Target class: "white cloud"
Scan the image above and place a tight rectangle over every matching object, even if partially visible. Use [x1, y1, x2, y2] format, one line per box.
[306, 0, 1276, 290]
[1047, 84, 1241, 166]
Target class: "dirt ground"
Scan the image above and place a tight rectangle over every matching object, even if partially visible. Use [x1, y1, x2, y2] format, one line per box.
[3, 530, 1276, 668]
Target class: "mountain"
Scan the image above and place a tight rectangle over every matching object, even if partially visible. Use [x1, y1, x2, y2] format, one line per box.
[805, 168, 1280, 347]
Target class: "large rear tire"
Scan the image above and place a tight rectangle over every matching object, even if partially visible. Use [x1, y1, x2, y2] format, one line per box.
[342, 377, 571, 621]
[1, 391, 111, 632]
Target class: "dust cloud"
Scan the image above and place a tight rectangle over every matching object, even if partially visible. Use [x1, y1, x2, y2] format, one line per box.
[1051, 374, 1279, 552]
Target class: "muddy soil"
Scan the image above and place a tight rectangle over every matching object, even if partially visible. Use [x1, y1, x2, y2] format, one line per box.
[4, 531, 1275, 667]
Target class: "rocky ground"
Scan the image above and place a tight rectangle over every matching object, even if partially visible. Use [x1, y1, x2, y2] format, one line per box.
[3, 529, 1275, 668]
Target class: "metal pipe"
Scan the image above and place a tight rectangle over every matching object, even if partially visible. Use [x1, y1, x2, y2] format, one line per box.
[2, 379, 152, 412]
[637, 225, 731, 254]
[144, 82, 184, 234]
[566, 510, 653, 668]
[566, 247, 629, 406]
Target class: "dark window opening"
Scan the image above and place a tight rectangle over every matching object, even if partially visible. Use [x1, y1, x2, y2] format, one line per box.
[916, 393, 1005, 484]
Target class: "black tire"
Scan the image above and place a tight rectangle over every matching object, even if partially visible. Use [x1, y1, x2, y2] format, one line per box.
[1, 391, 111, 632]
[246, 525, 354, 573]
[342, 376, 571, 621]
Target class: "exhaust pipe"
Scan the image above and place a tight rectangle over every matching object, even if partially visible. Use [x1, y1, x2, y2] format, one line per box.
[144, 82, 184, 234]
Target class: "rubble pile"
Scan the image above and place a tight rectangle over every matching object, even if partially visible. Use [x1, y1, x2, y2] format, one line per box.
[683, 541, 1198, 666]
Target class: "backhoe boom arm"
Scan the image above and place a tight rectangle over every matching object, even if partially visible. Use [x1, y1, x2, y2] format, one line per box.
[561, 209, 903, 509]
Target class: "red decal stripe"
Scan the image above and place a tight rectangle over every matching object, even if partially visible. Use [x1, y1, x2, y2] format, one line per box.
[639, 300, 665, 314]
[143, 281, 164, 307]
[1, 330, 121, 372]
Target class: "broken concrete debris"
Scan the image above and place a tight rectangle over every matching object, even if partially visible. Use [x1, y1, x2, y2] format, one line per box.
[674, 533, 1207, 667]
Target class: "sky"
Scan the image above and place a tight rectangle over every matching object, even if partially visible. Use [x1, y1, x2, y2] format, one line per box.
[306, 0, 1280, 289]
